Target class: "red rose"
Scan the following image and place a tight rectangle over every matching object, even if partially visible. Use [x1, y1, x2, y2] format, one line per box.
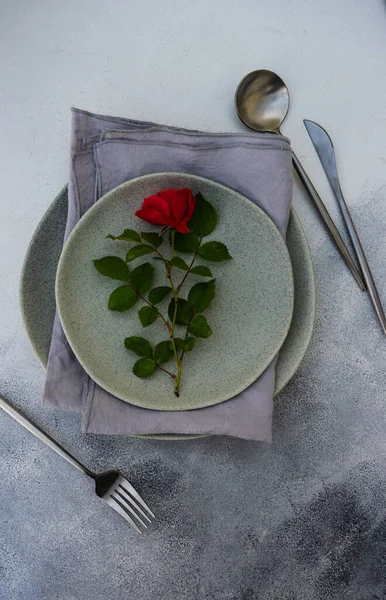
[135, 188, 196, 234]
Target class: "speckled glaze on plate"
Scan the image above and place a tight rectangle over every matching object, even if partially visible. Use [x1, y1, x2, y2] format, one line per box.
[55, 174, 294, 411]
[20, 186, 315, 439]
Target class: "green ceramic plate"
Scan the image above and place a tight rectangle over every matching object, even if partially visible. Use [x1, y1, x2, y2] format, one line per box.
[20, 185, 315, 440]
[55, 173, 294, 411]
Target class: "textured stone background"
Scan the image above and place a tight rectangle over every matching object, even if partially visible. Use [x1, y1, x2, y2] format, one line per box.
[1, 1, 385, 599]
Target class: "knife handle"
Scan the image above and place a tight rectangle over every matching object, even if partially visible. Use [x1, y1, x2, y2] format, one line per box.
[292, 151, 365, 291]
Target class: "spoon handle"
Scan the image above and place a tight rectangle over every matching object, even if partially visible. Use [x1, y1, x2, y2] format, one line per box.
[292, 151, 365, 290]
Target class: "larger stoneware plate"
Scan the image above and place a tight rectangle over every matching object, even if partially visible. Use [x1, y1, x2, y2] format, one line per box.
[55, 174, 294, 411]
[20, 186, 315, 440]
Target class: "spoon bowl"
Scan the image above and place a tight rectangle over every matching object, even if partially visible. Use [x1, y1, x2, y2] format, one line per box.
[235, 69, 289, 133]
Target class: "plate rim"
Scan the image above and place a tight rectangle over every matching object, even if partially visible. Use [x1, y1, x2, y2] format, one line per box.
[55, 173, 295, 410]
[278, 208, 316, 394]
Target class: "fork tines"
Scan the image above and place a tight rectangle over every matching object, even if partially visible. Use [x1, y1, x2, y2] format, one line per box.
[106, 475, 155, 533]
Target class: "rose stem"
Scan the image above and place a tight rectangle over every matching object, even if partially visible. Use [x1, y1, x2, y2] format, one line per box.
[176, 236, 202, 294]
[177, 312, 195, 375]
[125, 281, 171, 333]
[126, 280, 176, 379]
[156, 363, 176, 379]
[146, 238, 181, 392]
[126, 277, 176, 379]
[166, 230, 182, 396]
[170, 230, 175, 259]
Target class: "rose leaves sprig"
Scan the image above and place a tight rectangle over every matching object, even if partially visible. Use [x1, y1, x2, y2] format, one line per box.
[93, 188, 232, 396]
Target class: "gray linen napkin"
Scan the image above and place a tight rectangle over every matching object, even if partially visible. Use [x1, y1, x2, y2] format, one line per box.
[44, 108, 292, 441]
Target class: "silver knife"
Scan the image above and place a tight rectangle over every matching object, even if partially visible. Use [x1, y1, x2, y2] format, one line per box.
[304, 119, 386, 334]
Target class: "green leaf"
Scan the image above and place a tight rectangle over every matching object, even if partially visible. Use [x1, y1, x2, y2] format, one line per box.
[168, 298, 194, 326]
[108, 286, 138, 311]
[138, 306, 159, 327]
[154, 341, 174, 364]
[184, 337, 196, 351]
[188, 315, 213, 338]
[198, 241, 232, 262]
[133, 358, 156, 378]
[141, 232, 163, 248]
[93, 256, 130, 281]
[174, 338, 184, 351]
[188, 192, 217, 237]
[124, 336, 152, 358]
[148, 286, 172, 304]
[190, 265, 213, 277]
[174, 337, 196, 352]
[169, 256, 189, 270]
[130, 263, 154, 293]
[187, 279, 216, 313]
[126, 244, 154, 262]
[106, 229, 141, 243]
[173, 231, 199, 253]
[184, 338, 196, 352]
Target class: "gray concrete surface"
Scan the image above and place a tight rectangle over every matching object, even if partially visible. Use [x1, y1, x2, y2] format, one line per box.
[1, 1, 385, 598]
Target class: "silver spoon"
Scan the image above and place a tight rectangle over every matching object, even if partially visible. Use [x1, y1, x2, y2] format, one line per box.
[235, 69, 365, 291]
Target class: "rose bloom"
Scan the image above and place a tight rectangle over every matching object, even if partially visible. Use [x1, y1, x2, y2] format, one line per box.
[135, 188, 196, 234]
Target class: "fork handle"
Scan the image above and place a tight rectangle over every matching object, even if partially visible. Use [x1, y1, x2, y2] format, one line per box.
[0, 393, 94, 478]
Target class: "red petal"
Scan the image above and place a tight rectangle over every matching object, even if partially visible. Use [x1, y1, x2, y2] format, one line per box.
[135, 195, 171, 226]
[156, 190, 176, 212]
[135, 207, 168, 226]
[142, 195, 170, 219]
[185, 191, 196, 222]
[153, 189, 196, 233]
[171, 189, 189, 222]
[175, 221, 191, 234]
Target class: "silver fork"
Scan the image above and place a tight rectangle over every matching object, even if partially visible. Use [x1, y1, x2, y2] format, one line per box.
[0, 393, 154, 533]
